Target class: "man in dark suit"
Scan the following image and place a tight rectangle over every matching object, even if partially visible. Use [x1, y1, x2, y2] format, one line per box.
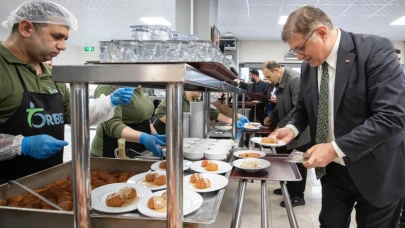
[246, 69, 268, 124]
[263, 60, 311, 207]
[271, 6, 405, 228]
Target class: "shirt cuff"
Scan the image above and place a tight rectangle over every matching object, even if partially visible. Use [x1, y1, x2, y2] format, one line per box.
[331, 141, 346, 157]
[286, 124, 299, 138]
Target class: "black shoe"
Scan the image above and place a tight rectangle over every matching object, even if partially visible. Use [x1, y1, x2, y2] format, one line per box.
[280, 196, 305, 208]
[273, 188, 282, 195]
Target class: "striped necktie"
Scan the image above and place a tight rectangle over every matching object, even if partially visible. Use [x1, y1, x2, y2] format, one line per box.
[315, 62, 329, 179]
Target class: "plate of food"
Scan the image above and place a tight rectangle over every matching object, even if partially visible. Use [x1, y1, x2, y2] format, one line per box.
[189, 160, 233, 174]
[233, 158, 271, 173]
[245, 122, 261, 127]
[215, 125, 232, 131]
[137, 189, 203, 218]
[127, 171, 167, 191]
[150, 160, 192, 171]
[183, 173, 229, 193]
[251, 137, 286, 147]
[233, 150, 266, 159]
[91, 183, 152, 213]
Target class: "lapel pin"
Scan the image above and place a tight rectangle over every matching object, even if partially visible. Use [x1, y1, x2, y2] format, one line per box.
[346, 59, 350, 63]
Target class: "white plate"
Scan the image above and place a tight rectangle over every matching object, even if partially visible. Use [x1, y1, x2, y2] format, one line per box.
[244, 126, 260, 131]
[137, 189, 203, 218]
[185, 138, 201, 141]
[184, 173, 229, 193]
[233, 150, 266, 159]
[150, 160, 191, 171]
[233, 158, 271, 173]
[215, 126, 232, 131]
[244, 122, 261, 127]
[127, 171, 167, 191]
[189, 160, 233, 174]
[91, 183, 152, 213]
[251, 137, 286, 147]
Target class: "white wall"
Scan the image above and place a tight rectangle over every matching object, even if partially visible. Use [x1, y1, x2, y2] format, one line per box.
[239, 40, 405, 65]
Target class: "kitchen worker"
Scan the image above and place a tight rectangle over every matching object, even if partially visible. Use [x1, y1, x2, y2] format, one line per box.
[152, 91, 249, 134]
[0, 0, 134, 184]
[91, 85, 166, 158]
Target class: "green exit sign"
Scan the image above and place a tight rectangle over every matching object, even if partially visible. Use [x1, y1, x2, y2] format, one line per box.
[84, 47, 94, 52]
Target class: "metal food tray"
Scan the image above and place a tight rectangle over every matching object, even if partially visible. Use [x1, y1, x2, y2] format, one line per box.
[0, 157, 229, 228]
[229, 154, 302, 182]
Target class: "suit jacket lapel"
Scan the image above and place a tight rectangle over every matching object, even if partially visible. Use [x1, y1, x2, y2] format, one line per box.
[334, 30, 356, 119]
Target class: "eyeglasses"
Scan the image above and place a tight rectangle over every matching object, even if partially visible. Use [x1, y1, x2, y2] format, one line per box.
[289, 29, 317, 54]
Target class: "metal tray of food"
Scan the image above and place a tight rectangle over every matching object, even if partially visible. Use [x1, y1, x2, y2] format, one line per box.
[229, 154, 302, 181]
[0, 157, 229, 228]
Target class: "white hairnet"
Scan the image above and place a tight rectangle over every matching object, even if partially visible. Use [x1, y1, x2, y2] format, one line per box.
[2, 0, 78, 31]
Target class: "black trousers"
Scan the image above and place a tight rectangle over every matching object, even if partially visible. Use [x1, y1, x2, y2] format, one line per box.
[401, 199, 405, 222]
[276, 143, 311, 198]
[319, 162, 403, 228]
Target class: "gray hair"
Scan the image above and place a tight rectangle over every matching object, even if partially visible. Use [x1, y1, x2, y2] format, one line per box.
[281, 5, 333, 43]
[263, 60, 281, 72]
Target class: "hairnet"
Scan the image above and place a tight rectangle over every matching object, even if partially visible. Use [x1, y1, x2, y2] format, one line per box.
[2, 0, 78, 31]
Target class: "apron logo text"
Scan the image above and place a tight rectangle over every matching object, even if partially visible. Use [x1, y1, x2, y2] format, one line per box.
[26, 102, 64, 128]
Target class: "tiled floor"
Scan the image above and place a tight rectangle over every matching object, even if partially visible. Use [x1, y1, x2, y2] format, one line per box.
[63, 128, 358, 228]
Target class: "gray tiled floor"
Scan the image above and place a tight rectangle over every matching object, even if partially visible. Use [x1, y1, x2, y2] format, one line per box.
[63, 128, 358, 228]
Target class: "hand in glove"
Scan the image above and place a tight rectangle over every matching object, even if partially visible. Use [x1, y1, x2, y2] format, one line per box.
[237, 121, 244, 129]
[22, 134, 68, 160]
[140, 133, 165, 157]
[153, 133, 166, 144]
[110, 87, 134, 106]
[239, 115, 250, 124]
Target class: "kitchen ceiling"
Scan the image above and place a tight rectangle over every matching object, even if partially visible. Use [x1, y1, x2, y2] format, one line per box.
[0, 0, 404, 47]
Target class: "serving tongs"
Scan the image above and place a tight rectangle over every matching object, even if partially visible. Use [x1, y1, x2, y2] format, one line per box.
[7, 180, 65, 211]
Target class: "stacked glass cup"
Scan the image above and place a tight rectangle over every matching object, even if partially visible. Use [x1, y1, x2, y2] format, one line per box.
[98, 25, 231, 69]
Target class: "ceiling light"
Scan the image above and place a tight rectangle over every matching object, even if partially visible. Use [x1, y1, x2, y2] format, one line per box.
[390, 16, 405, 25]
[140, 17, 171, 26]
[279, 16, 288, 25]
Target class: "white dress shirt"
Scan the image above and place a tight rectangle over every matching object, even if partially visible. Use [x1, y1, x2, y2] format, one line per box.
[287, 28, 346, 166]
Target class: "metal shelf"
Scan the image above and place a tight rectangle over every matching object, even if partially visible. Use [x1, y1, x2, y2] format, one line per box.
[53, 63, 245, 94]
[50, 63, 242, 228]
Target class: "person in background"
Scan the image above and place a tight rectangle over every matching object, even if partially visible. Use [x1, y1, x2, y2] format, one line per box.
[271, 6, 405, 227]
[396, 49, 401, 62]
[44, 60, 52, 68]
[153, 91, 249, 134]
[91, 85, 165, 158]
[246, 69, 268, 124]
[262, 60, 311, 207]
[0, 0, 134, 184]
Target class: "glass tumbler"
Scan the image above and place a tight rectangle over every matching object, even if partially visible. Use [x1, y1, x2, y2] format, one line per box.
[164, 40, 188, 62]
[120, 40, 142, 62]
[141, 41, 165, 62]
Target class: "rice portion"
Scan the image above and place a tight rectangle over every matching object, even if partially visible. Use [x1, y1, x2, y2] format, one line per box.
[241, 160, 263, 168]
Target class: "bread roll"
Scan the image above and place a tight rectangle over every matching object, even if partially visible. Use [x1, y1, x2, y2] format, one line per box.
[147, 196, 166, 210]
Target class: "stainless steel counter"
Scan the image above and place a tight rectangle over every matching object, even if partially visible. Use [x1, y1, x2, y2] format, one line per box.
[0, 157, 234, 228]
[51, 63, 243, 228]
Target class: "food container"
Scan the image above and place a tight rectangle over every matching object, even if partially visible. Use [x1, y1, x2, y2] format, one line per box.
[183, 148, 205, 160]
[204, 150, 227, 160]
[233, 158, 271, 173]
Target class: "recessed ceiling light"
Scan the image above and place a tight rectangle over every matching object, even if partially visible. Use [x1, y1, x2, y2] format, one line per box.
[390, 16, 405, 25]
[140, 17, 171, 26]
[279, 16, 288, 25]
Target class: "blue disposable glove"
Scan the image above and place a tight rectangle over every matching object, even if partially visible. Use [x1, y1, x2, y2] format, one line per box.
[237, 121, 244, 129]
[22, 134, 68, 160]
[110, 87, 134, 106]
[140, 133, 165, 157]
[153, 133, 166, 144]
[239, 115, 250, 124]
